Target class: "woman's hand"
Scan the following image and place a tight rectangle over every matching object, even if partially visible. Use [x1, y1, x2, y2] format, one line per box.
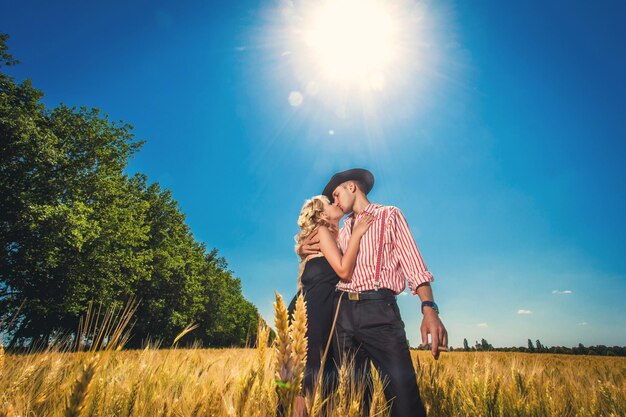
[298, 229, 320, 258]
[352, 213, 375, 238]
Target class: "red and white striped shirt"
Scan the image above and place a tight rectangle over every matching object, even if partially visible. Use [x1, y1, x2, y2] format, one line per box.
[336, 203, 434, 295]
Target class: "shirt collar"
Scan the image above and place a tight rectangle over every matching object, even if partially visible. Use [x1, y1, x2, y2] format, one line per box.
[345, 202, 379, 225]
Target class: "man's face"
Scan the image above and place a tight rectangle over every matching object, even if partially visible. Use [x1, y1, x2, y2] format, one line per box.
[332, 183, 355, 214]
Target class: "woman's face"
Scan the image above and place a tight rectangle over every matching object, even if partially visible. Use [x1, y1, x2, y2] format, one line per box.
[323, 200, 344, 221]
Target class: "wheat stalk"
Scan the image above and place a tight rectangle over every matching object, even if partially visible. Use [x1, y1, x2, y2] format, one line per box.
[335, 360, 350, 416]
[126, 378, 141, 417]
[274, 292, 308, 417]
[348, 399, 361, 417]
[172, 323, 199, 348]
[65, 354, 100, 417]
[0, 343, 4, 378]
[32, 356, 64, 415]
[290, 293, 308, 395]
[274, 292, 293, 416]
[368, 363, 390, 417]
[9, 361, 36, 394]
[274, 292, 293, 383]
[256, 320, 270, 371]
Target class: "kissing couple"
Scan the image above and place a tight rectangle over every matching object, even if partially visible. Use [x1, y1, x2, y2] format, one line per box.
[288, 168, 447, 417]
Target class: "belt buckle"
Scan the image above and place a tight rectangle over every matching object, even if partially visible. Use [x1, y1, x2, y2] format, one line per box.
[348, 292, 359, 301]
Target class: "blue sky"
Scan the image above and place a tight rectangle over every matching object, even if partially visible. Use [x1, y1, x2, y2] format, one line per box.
[2, 0, 625, 348]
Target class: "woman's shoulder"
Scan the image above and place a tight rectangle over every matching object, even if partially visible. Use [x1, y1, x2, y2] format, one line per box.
[317, 224, 329, 233]
[317, 224, 338, 239]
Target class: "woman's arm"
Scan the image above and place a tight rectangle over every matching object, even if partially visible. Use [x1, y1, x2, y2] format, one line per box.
[318, 214, 373, 280]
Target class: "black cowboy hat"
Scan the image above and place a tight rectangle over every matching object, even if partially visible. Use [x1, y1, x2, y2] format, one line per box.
[322, 168, 375, 202]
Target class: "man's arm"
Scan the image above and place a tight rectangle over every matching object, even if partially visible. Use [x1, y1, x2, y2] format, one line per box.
[391, 207, 448, 359]
[415, 282, 448, 360]
[391, 208, 434, 291]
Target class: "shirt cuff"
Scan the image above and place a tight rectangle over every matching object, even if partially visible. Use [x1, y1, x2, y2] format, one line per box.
[409, 271, 434, 295]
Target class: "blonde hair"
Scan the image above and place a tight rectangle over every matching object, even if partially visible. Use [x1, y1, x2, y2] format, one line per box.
[294, 195, 337, 290]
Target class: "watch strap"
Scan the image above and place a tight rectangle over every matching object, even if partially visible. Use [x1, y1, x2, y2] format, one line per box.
[421, 300, 439, 314]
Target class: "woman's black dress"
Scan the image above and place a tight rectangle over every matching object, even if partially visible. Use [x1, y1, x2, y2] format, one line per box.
[288, 256, 339, 396]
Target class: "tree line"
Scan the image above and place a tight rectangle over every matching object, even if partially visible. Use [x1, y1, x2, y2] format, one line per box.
[0, 34, 260, 349]
[446, 338, 626, 356]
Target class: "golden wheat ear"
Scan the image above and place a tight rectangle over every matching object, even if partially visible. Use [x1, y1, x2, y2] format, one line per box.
[65, 354, 100, 417]
[274, 292, 292, 384]
[289, 293, 308, 393]
[171, 322, 199, 348]
[0, 343, 4, 378]
[256, 319, 270, 376]
[275, 291, 308, 417]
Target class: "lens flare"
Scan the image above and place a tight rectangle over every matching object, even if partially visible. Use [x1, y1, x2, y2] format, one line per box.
[256, 0, 451, 149]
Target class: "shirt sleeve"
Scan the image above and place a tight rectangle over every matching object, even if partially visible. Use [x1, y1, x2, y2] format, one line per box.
[390, 207, 434, 294]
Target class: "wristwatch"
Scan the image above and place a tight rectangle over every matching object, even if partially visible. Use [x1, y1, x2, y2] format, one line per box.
[421, 301, 439, 314]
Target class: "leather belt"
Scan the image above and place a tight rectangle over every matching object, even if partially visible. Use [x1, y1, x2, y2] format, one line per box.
[339, 289, 396, 301]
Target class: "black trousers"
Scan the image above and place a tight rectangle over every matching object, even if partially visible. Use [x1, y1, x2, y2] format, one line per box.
[332, 291, 427, 417]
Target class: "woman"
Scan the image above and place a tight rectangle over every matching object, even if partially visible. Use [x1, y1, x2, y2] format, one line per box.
[289, 195, 373, 414]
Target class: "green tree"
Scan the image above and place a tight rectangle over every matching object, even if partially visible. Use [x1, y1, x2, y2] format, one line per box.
[480, 338, 493, 351]
[535, 339, 544, 352]
[127, 178, 259, 347]
[0, 34, 259, 348]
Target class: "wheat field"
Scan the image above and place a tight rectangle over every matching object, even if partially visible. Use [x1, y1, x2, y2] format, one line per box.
[1, 345, 625, 416]
[0, 295, 624, 417]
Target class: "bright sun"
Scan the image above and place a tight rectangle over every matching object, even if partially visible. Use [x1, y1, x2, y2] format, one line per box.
[270, 0, 433, 112]
[303, 0, 397, 86]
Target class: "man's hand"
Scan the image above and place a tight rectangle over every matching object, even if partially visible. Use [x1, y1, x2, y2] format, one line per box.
[419, 310, 448, 360]
[298, 229, 321, 258]
[352, 212, 374, 238]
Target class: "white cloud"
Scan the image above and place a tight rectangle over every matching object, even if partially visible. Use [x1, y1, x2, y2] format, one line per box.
[398, 291, 408, 296]
[577, 322, 588, 326]
[517, 309, 533, 315]
[552, 290, 573, 295]
[477, 323, 488, 327]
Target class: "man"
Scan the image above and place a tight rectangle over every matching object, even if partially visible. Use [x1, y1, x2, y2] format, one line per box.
[300, 168, 447, 417]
